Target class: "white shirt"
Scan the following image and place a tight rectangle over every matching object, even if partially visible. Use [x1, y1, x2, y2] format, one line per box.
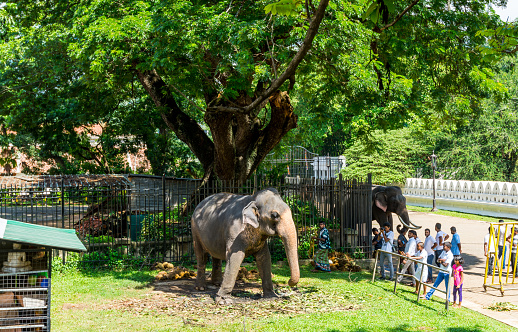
[438, 250, 454, 274]
[512, 234, 518, 254]
[497, 225, 506, 246]
[414, 249, 428, 264]
[424, 235, 436, 255]
[415, 237, 421, 245]
[381, 230, 394, 252]
[484, 233, 496, 253]
[405, 237, 417, 256]
[436, 230, 446, 250]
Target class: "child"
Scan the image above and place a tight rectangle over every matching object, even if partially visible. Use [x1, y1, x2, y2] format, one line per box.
[413, 242, 428, 295]
[452, 255, 464, 307]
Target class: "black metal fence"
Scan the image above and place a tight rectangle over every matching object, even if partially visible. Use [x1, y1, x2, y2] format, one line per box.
[0, 174, 372, 266]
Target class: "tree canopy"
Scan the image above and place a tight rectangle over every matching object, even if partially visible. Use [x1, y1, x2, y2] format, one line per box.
[0, 0, 512, 181]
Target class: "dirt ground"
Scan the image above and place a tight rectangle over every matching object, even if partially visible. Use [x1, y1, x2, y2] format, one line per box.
[98, 276, 357, 328]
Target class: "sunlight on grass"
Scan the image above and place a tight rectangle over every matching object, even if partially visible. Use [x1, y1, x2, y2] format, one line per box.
[51, 266, 511, 332]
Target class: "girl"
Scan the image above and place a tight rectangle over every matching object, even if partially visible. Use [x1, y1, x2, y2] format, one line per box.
[452, 255, 464, 307]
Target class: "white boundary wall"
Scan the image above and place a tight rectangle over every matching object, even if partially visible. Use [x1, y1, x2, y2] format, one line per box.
[403, 178, 518, 219]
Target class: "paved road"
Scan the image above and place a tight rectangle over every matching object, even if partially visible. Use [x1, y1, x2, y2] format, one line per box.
[398, 210, 518, 329]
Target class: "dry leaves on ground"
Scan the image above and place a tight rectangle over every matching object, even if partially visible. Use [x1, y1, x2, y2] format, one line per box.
[101, 280, 358, 327]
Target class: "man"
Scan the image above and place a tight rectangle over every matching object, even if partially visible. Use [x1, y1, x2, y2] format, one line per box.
[372, 228, 383, 257]
[434, 223, 448, 267]
[484, 226, 496, 275]
[397, 230, 417, 286]
[425, 242, 454, 301]
[506, 227, 518, 277]
[450, 226, 462, 255]
[497, 220, 506, 260]
[423, 228, 437, 282]
[378, 222, 395, 280]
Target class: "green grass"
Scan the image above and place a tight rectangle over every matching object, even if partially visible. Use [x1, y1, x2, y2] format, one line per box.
[407, 205, 516, 223]
[51, 266, 515, 331]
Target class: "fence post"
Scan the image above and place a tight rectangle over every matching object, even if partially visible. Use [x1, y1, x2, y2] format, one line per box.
[61, 176, 65, 265]
[162, 174, 166, 261]
[339, 174, 344, 249]
[254, 173, 257, 194]
[371, 249, 379, 282]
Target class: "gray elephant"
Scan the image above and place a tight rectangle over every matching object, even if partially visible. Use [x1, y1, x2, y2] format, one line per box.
[191, 188, 299, 305]
[372, 186, 421, 230]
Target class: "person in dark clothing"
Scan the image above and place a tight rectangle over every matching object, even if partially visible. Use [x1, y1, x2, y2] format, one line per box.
[372, 228, 383, 255]
[397, 225, 408, 267]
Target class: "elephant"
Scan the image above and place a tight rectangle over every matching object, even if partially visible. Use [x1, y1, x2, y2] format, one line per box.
[372, 185, 421, 230]
[191, 188, 300, 305]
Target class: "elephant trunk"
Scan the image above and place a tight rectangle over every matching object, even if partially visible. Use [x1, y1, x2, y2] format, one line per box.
[398, 209, 421, 230]
[277, 211, 300, 287]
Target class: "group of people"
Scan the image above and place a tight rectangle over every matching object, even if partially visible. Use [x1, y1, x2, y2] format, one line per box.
[372, 222, 464, 307]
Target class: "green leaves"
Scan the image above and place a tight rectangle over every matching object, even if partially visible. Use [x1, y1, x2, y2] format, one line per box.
[476, 23, 518, 62]
[264, 0, 303, 16]
[362, 0, 395, 24]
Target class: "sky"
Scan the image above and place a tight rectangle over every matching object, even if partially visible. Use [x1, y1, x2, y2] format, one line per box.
[492, 1, 518, 22]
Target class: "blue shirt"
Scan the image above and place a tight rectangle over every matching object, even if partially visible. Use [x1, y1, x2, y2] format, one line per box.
[451, 233, 461, 255]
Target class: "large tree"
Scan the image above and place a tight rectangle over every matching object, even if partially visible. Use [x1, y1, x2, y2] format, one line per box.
[0, 0, 509, 180]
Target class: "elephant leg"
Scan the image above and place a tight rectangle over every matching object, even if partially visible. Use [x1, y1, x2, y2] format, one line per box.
[211, 258, 223, 286]
[194, 236, 208, 291]
[255, 244, 276, 298]
[216, 251, 245, 305]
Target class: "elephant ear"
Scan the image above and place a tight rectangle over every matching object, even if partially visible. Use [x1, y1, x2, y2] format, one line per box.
[375, 192, 388, 212]
[242, 201, 260, 228]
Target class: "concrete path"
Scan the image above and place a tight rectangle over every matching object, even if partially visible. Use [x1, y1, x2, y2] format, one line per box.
[397, 210, 518, 329]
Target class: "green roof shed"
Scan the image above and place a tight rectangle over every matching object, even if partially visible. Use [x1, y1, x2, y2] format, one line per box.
[0, 218, 86, 252]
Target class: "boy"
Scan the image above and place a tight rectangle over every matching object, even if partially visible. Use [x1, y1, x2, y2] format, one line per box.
[425, 242, 453, 301]
[379, 222, 395, 280]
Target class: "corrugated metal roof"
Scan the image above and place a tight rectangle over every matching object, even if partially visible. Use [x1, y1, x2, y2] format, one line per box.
[0, 174, 131, 188]
[0, 218, 86, 252]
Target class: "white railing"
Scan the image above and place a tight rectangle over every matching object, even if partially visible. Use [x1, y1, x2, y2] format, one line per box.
[403, 178, 518, 219]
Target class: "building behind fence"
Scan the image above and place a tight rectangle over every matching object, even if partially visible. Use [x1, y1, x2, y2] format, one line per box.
[0, 174, 372, 266]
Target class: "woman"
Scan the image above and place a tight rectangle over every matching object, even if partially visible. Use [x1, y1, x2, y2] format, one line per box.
[312, 221, 332, 272]
[413, 241, 428, 296]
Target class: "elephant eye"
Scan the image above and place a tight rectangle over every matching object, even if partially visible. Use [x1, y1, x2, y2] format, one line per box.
[271, 211, 280, 221]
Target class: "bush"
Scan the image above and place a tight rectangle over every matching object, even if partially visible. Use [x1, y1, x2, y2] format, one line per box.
[139, 207, 191, 241]
[284, 195, 330, 227]
[298, 226, 318, 259]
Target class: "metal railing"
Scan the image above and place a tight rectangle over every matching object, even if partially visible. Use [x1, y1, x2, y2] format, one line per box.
[372, 249, 452, 310]
[484, 221, 518, 295]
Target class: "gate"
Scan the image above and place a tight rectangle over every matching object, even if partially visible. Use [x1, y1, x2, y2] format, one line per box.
[484, 221, 518, 295]
[0, 173, 372, 265]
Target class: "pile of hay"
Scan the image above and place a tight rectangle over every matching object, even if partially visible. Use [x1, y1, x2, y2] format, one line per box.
[328, 251, 361, 272]
[154, 262, 196, 281]
[236, 267, 260, 281]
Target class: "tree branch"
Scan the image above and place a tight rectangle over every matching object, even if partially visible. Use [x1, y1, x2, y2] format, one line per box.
[374, 0, 420, 33]
[207, 0, 329, 114]
[504, 44, 518, 54]
[135, 68, 215, 171]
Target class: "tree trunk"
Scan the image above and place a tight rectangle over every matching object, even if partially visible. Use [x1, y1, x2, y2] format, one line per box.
[135, 70, 298, 184]
[205, 90, 297, 182]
